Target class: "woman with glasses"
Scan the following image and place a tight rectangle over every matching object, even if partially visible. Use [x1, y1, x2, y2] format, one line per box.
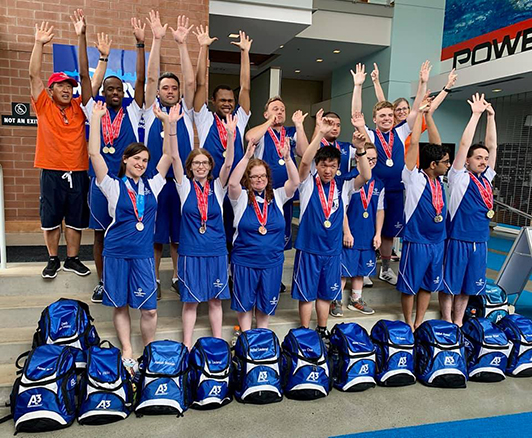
[172, 114, 237, 350]
[227, 138, 299, 331]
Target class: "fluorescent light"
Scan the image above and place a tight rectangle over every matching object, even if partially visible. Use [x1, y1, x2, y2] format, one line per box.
[316, 58, 323, 63]
[228, 33, 239, 38]
[492, 88, 502, 93]
[295, 70, 301, 73]
[333, 50, 340, 54]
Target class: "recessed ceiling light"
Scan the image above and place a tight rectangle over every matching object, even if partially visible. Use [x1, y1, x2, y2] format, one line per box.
[333, 50, 341, 54]
[295, 70, 301, 73]
[279, 45, 284, 49]
[492, 88, 502, 93]
[316, 58, 323, 63]
[228, 33, 239, 38]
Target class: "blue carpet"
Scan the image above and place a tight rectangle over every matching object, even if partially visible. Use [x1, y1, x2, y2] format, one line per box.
[331, 412, 532, 438]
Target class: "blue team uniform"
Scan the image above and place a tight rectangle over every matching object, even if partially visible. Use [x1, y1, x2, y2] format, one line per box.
[292, 170, 358, 302]
[97, 173, 166, 309]
[443, 167, 496, 296]
[365, 122, 411, 238]
[175, 177, 229, 303]
[144, 100, 194, 244]
[230, 188, 293, 314]
[397, 167, 446, 295]
[83, 99, 143, 230]
[341, 177, 385, 278]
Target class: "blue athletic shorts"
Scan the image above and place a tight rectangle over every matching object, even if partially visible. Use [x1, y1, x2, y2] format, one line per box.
[382, 189, 404, 238]
[178, 255, 230, 303]
[154, 179, 181, 244]
[443, 239, 487, 296]
[88, 177, 112, 231]
[397, 241, 444, 295]
[341, 248, 377, 278]
[231, 263, 283, 315]
[291, 250, 342, 302]
[102, 256, 157, 310]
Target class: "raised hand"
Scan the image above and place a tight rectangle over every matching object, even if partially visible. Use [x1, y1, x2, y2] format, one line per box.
[281, 138, 291, 160]
[193, 25, 217, 47]
[245, 139, 257, 159]
[420, 91, 433, 113]
[319, 117, 336, 135]
[485, 101, 495, 117]
[371, 63, 379, 82]
[153, 103, 169, 123]
[351, 111, 366, 129]
[169, 103, 183, 124]
[352, 130, 366, 150]
[131, 17, 146, 43]
[92, 101, 107, 119]
[224, 113, 238, 136]
[231, 30, 252, 52]
[468, 93, 489, 115]
[419, 60, 432, 84]
[315, 108, 324, 126]
[95, 32, 112, 57]
[350, 63, 366, 87]
[146, 10, 167, 40]
[446, 68, 458, 89]
[292, 110, 308, 127]
[34, 21, 54, 44]
[170, 15, 193, 44]
[70, 9, 86, 36]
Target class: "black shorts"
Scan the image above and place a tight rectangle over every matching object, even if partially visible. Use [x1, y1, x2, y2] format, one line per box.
[39, 169, 90, 230]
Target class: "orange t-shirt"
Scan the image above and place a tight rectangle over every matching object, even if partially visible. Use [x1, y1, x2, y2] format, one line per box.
[31, 90, 89, 171]
[404, 116, 427, 155]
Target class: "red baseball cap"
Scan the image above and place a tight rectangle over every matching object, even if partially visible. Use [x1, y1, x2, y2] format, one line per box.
[47, 72, 78, 88]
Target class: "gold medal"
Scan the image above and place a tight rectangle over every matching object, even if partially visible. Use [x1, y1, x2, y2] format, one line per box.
[258, 226, 267, 235]
[223, 151, 227, 158]
[336, 170, 342, 176]
[324, 220, 331, 228]
[136, 222, 144, 231]
[199, 225, 206, 234]
[103, 146, 110, 154]
[434, 215, 443, 223]
[109, 147, 115, 154]
[363, 211, 369, 219]
[278, 159, 285, 166]
[487, 210, 495, 219]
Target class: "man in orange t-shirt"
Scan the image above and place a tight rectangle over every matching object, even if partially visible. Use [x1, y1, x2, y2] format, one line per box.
[29, 20, 93, 279]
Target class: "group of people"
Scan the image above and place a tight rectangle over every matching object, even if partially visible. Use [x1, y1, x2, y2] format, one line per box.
[28, 10, 498, 371]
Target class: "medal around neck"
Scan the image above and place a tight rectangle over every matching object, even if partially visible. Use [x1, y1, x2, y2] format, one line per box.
[434, 215, 443, 223]
[386, 159, 394, 167]
[487, 210, 495, 219]
[199, 225, 206, 234]
[363, 211, 369, 219]
[278, 159, 285, 166]
[136, 222, 144, 231]
[324, 220, 332, 228]
[258, 226, 267, 235]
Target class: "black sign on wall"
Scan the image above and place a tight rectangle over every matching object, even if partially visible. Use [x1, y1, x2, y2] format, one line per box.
[2, 103, 37, 126]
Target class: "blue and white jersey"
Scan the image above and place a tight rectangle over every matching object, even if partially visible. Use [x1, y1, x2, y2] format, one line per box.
[97, 173, 165, 258]
[365, 122, 411, 192]
[447, 166, 496, 243]
[342, 177, 385, 250]
[175, 177, 227, 257]
[254, 126, 297, 189]
[144, 99, 194, 177]
[194, 104, 251, 178]
[402, 167, 447, 244]
[84, 98, 143, 177]
[295, 173, 351, 256]
[231, 188, 292, 268]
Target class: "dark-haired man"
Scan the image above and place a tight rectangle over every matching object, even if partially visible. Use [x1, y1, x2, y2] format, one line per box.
[80, 14, 146, 302]
[441, 93, 497, 327]
[145, 12, 195, 295]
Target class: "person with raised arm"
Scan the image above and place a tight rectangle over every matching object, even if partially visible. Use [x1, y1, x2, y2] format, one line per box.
[351, 61, 429, 287]
[292, 115, 370, 345]
[441, 93, 496, 327]
[228, 138, 299, 331]
[29, 18, 91, 279]
[88, 100, 181, 373]
[397, 103, 451, 331]
[90, 32, 112, 98]
[172, 114, 237, 350]
[80, 13, 146, 303]
[144, 11, 196, 296]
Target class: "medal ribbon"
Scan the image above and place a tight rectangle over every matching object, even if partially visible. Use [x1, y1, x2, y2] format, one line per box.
[102, 108, 124, 146]
[360, 180, 375, 211]
[267, 127, 286, 158]
[422, 171, 444, 215]
[252, 195, 268, 227]
[375, 129, 394, 161]
[214, 114, 228, 150]
[316, 176, 335, 220]
[122, 177, 145, 222]
[193, 180, 210, 225]
[469, 172, 493, 210]
[321, 138, 341, 150]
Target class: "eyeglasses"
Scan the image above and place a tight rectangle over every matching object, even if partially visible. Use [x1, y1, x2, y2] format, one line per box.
[367, 158, 377, 163]
[395, 107, 409, 113]
[437, 159, 451, 165]
[191, 160, 210, 168]
[249, 174, 268, 181]
[59, 108, 69, 125]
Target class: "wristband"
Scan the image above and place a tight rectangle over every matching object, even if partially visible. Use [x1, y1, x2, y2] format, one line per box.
[99, 57, 108, 62]
[136, 43, 145, 48]
[442, 87, 451, 93]
[356, 150, 367, 157]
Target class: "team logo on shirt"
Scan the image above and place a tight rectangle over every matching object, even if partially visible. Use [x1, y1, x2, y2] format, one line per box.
[476, 278, 485, 287]
[144, 188, 152, 196]
[433, 276, 440, 284]
[394, 222, 402, 229]
[366, 260, 375, 268]
[270, 296, 279, 306]
[134, 288, 145, 297]
[213, 279, 223, 288]
[340, 148, 347, 155]
[330, 283, 340, 293]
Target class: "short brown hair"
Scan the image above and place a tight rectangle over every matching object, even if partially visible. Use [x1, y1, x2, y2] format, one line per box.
[119, 143, 150, 178]
[241, 159, 274, 205]
[393, 97, 410, 110]
[264, 96, 285, 112]
[372, 101, 394, 118]
[364, 142, 376, 151]
[184, 148, 215, 180]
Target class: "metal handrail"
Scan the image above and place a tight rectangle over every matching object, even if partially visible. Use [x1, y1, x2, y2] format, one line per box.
[494, 199, 532, 222]
[0, 164, 6, 269]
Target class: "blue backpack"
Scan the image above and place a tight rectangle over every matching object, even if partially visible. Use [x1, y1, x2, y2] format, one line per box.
[465, 284, 509, 324]
[370, 320, 416, 387]
[462, 318, 510, 382]
[330, 323, 376, 392]
[498, 314, 532, 377]
[281, 327, 331, 400]
[188, 337, 232, 409]
[77, 341, 134, 425]
[10, 345, 77, 434]
[32, 298, 100, 369]
[135, 340, 189, 416]
[233, 328, 283, 404]
[414, 320, 467, 388]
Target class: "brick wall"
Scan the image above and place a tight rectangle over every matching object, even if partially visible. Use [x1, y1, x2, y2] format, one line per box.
[0, 0, 208, 232]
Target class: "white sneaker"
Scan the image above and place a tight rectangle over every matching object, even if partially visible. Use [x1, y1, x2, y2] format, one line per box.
[363, 276, 374, 288]
[379, 267, 398, 286]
